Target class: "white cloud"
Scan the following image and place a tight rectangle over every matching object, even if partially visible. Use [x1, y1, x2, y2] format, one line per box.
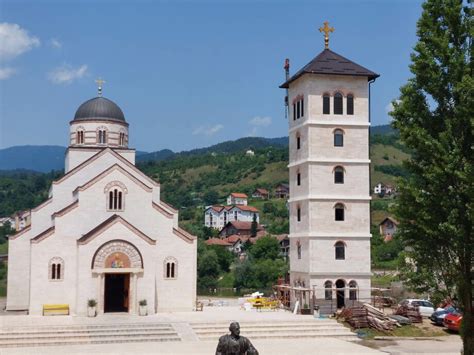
[0, 23, 40, 61]
[48, 64, 88, 84]
[192, 124, 224, 136]
[49, 38, 62, 49]
[249, 116, 272, 127]
[0, 67, 16, 80]
[385, 100, 401, 113]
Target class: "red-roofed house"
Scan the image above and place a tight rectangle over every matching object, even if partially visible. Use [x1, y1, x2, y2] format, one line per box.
[252, 188, 269, 200]
[227, 193, 248, 206]
[379, 217, 399, 242]
[219, 221, 265, 238]
[205, 238, 232, 248]
[204, 205, 260, 230]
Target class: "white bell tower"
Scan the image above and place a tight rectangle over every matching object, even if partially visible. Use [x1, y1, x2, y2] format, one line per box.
[280, 22, 379, 308]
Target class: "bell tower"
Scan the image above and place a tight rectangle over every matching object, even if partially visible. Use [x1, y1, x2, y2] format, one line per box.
[280, 23, 379, 307]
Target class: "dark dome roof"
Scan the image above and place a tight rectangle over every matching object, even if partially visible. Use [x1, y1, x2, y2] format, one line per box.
[73, 97, 126, 122]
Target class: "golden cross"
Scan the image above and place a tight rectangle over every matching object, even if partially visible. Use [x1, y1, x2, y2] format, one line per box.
[319, 21, 335, 49]
[95, 77, 106, 97]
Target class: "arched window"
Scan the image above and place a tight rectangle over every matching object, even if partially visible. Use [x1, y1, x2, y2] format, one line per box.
[76, 130, 84, 145]
[296, 133, 301, 150]
[49, 257, 64, 281]
[324, 280, 333, 300]
[119, 132, 126, 146]
[347, 94, 354, 115]
[335, 203, 345, 221]
[105, 181, 127, 212]
[335, 241, 345, 260]
[297, 205, 301, 222]
[323, 93, 330, 114]
[296, 240, 301, 259]
[334, 92, 343, 115]
[334, 129, 344, 147]
[349, 280, 357, 300]
[297, 171, 301, 186]
[164, 257, 178, 279]
[97, 129, 107, 144]
[334, 166, 345, 184]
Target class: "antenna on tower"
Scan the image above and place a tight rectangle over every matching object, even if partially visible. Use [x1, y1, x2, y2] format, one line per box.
[284, 58, 290, 119]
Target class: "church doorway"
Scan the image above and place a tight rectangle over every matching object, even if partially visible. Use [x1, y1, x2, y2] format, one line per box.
[104, 273, 130, 313]
[335, 279, 345, 309]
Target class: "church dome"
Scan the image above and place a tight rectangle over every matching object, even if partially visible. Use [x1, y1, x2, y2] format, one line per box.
[73, 97, 126, 122]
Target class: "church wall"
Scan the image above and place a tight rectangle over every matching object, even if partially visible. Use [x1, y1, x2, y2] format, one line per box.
[29, 233, 78, 315]
[155, 232, 197, 311]
[309, 238, 371, 273]
[309, 276, 371, 302]
[6, 236, 31, 310]
[289, 164, 309, 200]
[308, 200, 370, 235]
[288, 237, 309, 273]
[307, 163, 370, 197]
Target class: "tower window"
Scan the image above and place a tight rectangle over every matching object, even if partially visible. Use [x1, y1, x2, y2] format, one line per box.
[334, 129, 344, 147]
[334, 92, 343, 115]
[323, 94, 330, 114]
[297, 172, 301, 186]
[335, 241, 345, 260]
[334, 166, 344, 184]
[296, 100, 300, 118]
[76, 130, 84, 144]
[297, 206, 301, 222]
[335, 203, 345, 221]
[347, 94, 354, 115]
[349, 280, 357, 300]
[296, 134, 301, 150]
[297, 240, 301, 259]
[98, 129, 107, 144]
[119, 132, 126, 146]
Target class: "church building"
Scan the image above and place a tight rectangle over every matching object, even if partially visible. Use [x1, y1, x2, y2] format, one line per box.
[280, 23, 379, 307]
[6, 87, 197, 316]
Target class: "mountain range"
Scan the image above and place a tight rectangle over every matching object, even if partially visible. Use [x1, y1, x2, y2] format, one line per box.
[0, 125, 392, 172]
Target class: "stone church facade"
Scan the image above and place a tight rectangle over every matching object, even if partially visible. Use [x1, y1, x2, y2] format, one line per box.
[281, 27, 379, 307]
[6, 96, 197, 316]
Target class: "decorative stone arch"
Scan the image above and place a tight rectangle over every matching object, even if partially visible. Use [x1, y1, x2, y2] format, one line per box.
[348, 280, 358, 300]
[104, 181, 128, 211]
[49, 257, 64, 281]
[96, 125, 108, 144]
[332, 127, 345, 135]
[92, 240, 143, 270]
[75, 126, 85, 145]
[163, 256, 178, 279]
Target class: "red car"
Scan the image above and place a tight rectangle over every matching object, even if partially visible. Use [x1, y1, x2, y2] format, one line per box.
[443, 312, 462, 332]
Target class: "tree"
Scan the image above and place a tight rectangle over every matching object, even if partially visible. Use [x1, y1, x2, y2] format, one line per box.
[249, 236, 281, 260]
[250, 213, 258, 237]
[197, 242, 221, 289]
[390, 1, 473, 352]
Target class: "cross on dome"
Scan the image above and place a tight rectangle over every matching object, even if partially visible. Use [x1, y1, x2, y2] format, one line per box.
[319, 21, 335, 49]
[95, 77, 106, 97]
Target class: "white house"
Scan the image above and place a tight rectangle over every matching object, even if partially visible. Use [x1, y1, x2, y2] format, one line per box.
[226, 193, 248, 206]
[373, 183, 385, 194]
[6, 93, 197, 316]
[204, 205, 259, 230]
[281, 24, 378, 308]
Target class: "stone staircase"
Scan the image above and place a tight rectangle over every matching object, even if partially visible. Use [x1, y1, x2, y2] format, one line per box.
[0, 322, 181, 348]
[190, 319, 358, 341]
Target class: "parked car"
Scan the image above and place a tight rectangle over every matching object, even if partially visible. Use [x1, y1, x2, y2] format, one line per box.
[430, 306, 457, 326]
[444, 311, 462, 332]
[399, 299, 435, 317]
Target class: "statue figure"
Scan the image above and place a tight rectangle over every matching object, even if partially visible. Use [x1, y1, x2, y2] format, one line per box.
[215, 322, 259, 355]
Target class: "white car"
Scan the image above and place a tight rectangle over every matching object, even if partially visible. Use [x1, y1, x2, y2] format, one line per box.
[399, 299, 435, 317]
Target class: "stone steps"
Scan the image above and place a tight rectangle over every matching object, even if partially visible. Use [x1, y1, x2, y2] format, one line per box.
[0, 323, 181, 348]
[190, 320, 358, 341]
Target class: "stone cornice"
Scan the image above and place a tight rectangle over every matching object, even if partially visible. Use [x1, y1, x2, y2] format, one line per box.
[288, 195, 371, 202]
[31, 198, 52, 212]
[288, 158, 370, 168]
[152, 202, 174, 219]
[290, 120, 369, 133]
[309, 272, 372, 277]
[173, 227, 196, 244]
[52, 200, 79, 218]
[289, 233, 371, 239]
[30, 226, 55, 244]
[70, 119, 129, 127]
[8, 226, 31, 240]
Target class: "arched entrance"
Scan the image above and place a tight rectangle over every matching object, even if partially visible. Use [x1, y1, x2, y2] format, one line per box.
[92, 240, 143, 314]
[335, 279, 345, 308]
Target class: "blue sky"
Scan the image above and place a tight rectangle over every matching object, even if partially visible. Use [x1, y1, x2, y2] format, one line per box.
[0, 0, 423, 152]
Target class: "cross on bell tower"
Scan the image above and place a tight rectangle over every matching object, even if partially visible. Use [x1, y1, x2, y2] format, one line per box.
[95, 78, 106, 97]
[319, 21, 335, 49]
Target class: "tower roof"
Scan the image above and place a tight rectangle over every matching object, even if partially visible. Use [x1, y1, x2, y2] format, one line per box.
[280, 48, 379, 88]
[73, 97, 126, 122]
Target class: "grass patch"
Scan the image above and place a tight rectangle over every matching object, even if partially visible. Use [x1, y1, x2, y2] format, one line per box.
[0, 243, 8, 254]
[371, 273, 399, 287]
[355, 324, 448, 339]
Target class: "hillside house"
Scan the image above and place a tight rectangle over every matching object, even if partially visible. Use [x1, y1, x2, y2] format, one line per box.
[374, 183, 385, 195]
[227, 193, 248, 206]
[379, 217, 399, 242]
[13, 210, 31, 232]
[276, 234, 290, 259]
[0, 217, 15, 228]
[219, 221, 265, 238]
[274, 183, 289, 199]
[252, 188, 269, 200]
[205, 238, 232, 251]
[385, 185, 396, 195]
[204, 205, 259, 230]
